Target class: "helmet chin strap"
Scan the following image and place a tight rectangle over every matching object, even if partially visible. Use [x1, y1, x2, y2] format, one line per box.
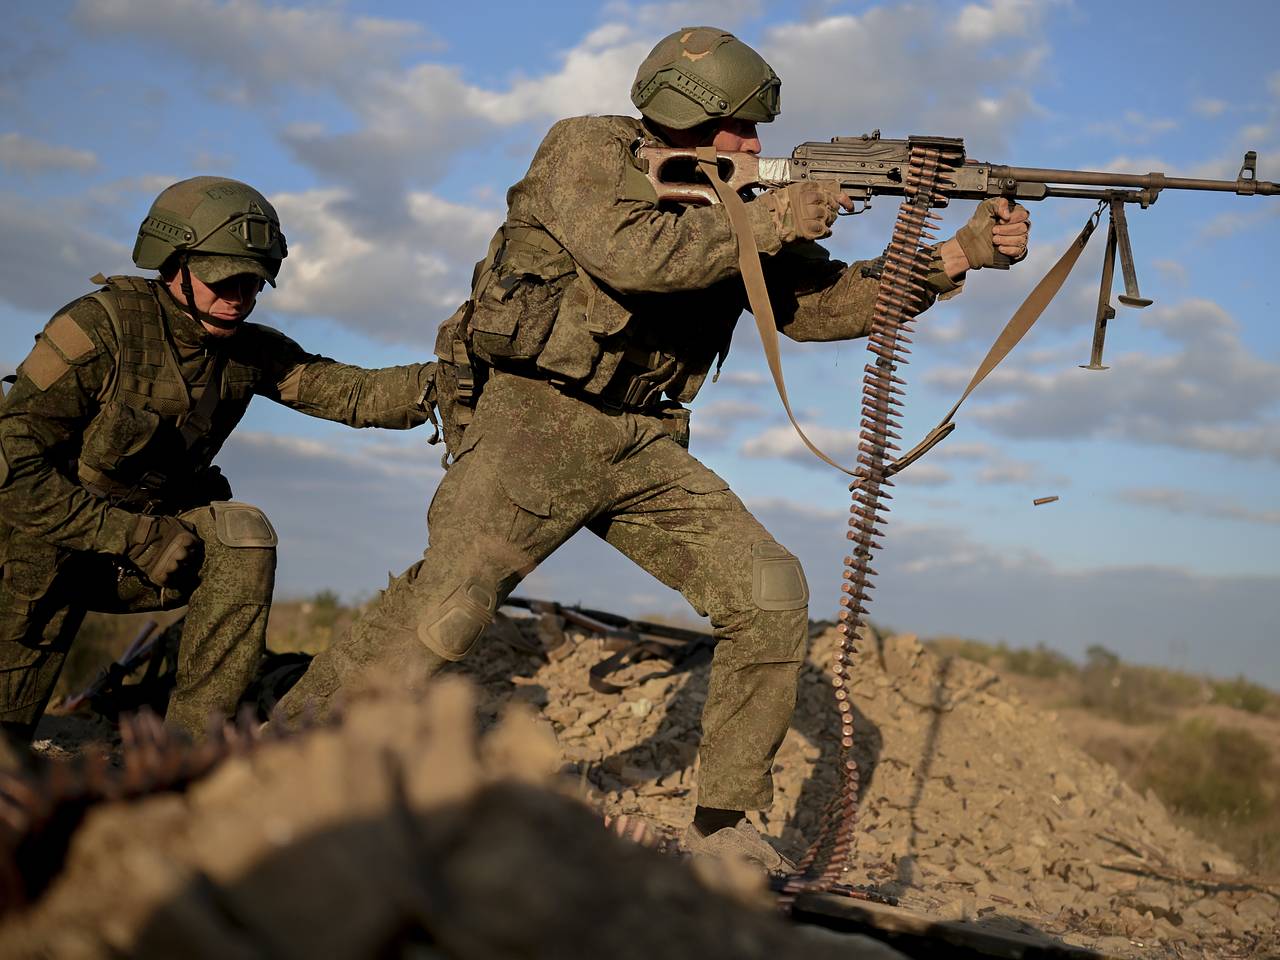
[178, 255, 239, 331]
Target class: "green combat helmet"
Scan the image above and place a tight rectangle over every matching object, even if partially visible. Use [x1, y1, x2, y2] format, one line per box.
[133, 176, 288, 287]
[631, 27, 781, 131]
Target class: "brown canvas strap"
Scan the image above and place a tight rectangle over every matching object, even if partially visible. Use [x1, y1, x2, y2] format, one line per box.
[696, 148, 857, 476]
[885, 203, 1104, 477]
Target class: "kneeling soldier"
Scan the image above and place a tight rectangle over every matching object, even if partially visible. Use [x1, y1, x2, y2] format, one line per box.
[0, 176, 435, 745]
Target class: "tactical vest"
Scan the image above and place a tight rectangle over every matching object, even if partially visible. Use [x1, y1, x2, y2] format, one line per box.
[75, 276, 256, 507]
[437, 116, 738, 441]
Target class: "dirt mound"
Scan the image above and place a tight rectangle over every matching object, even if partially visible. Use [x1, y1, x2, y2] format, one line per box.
[454, 615, 1279, 958]
[0, 677, 898, 959]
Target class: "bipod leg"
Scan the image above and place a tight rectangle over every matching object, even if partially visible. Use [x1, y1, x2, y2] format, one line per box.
[1111, 199, 1153, 309]
[1080, 213, 1118, 371]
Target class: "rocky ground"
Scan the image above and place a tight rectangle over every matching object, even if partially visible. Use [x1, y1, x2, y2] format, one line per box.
[454, 612, 1278, 958]
[4, 611, 1277, 958]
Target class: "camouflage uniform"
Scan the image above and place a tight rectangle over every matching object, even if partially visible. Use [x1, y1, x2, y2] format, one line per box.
[279, 113, 959, 812]
[0, 276, 433, 741]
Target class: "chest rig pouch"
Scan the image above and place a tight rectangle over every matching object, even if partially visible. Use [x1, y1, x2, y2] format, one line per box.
[467, 224, 578, 365]
[76, 276, 232, 505]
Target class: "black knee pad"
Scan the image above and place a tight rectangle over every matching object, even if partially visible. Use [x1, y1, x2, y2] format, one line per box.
[417, 579, 496, 661]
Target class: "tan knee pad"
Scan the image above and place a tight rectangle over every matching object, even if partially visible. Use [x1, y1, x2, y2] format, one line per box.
[210, 501, 279, 548]
[418, 579, 496, 661]
[751, 540, 809, 612]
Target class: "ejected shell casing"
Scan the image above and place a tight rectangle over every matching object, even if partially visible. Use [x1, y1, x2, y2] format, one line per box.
[1033, 495, 1060, 506]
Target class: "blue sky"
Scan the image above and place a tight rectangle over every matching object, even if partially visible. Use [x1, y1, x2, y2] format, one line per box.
[2, 0, 1277, 683]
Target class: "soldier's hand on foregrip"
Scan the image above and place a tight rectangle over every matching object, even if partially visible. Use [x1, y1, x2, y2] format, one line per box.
[125, 515, 199, 587]
[762, 181, 852, 243]
[955, 197, 1031, 269]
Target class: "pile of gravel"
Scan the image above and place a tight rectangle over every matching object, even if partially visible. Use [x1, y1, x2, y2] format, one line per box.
[456, 612, 1278, 958]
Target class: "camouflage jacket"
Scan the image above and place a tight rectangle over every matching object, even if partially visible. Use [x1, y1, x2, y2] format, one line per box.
[474, 114, 959, 405]
[0, 276, 433, 558]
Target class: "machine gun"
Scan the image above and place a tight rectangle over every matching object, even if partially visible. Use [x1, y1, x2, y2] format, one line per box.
[639, 132, 1277, 373]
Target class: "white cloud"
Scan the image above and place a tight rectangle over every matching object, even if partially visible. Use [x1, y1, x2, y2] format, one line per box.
[1117, 486, 1280, 526]
[714, 370, 767, 388]
[269, 187, 501, 344]
[1191, 97, 1227, 118]
[75, 0, 427, 96]
[894, 462, 953, 487]
[1198, 203, 1280, 240]
[0, 132, 97, 174]
[1150, 258, 1188, 287]
[924, 298, 1280, 461]
[63, 0, 1064, 343]
[473, 39, 648, 124]
[1087, 111, 1178, 146]
[0, 193, 130, 314]
[761, 9, 1047, 158]
[977, 459, 1037, 485]
[740, 422, 860, 466]
[951, 0, 1043, 43]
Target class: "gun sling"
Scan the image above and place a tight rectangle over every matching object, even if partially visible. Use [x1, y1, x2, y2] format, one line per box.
[699, 150, 1106, 479]
[695, 147, 858, 476]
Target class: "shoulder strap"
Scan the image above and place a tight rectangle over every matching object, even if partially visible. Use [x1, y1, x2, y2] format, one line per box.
[85, 279, 132, 404]
[695, 148, 857, 476]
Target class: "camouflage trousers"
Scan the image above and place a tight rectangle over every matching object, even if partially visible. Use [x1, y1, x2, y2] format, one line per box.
[278, 372, 809, 811]
[0, 501, 276, 742]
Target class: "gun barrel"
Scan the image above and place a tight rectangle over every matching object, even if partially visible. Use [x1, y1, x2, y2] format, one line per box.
[988, 164, 1278, 196]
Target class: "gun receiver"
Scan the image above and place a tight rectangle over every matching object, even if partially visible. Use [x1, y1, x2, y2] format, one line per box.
[638, 132, 1277, 370]
[639, 131, 1277, 208]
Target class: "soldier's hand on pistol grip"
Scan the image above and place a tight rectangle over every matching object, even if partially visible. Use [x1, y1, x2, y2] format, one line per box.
[125, 514, 200, 587]
[954, 197, 1031, 269]
[761, 181, 854, 243]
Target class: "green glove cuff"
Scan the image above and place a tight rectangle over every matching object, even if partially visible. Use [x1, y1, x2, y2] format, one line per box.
[954, 198, 999, 271]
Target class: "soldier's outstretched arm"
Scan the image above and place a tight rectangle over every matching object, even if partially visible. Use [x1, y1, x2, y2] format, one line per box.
[0, 302, 139, 554]
[251, 326, 435, 429]
[764, 242, 962, 343]
[527, 118, 786, 295]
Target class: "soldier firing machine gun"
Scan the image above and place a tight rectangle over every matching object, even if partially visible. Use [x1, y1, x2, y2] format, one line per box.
[641, 132, 1276, 375]
[636, 133, 1278, 897]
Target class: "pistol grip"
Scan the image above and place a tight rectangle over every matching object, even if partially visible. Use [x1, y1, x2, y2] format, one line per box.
[990, 251, 1013, 270]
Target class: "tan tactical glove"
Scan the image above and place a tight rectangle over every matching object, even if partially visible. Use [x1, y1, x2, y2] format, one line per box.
[125, 514, 200, 587]
[760, 181, 847, 243]
[954, 197, 1031, 269]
